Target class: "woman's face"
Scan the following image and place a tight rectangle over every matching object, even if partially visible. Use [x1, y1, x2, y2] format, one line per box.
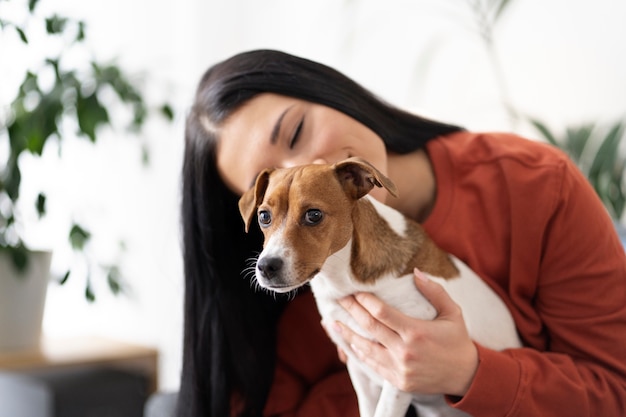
[216, 93, 388, 200]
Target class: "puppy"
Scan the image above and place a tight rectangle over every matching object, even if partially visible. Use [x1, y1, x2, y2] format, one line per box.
[239, 157, 521, 417]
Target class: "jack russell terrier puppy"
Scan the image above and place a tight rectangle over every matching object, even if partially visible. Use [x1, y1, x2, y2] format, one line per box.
[239, 157, 522, 417]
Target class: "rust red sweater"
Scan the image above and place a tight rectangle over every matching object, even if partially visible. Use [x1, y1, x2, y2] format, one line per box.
[263, 131, 626, 417]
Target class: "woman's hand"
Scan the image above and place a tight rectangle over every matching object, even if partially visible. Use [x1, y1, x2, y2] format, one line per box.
[334, 268, 479, 397]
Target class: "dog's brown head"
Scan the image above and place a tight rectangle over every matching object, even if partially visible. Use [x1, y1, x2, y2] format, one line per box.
[237, 157, 397, 293]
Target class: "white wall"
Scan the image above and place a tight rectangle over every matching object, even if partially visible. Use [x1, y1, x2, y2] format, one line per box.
[2, 0, 625, 390]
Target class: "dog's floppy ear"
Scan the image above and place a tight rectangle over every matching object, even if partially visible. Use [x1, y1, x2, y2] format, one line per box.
[334, 157, 398, 200]
[238, 169, 273, 233]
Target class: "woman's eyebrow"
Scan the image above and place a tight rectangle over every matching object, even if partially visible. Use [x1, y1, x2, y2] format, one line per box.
[270, 106, 293, 145]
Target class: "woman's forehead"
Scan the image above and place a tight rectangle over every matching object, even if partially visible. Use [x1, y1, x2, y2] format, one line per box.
[216, 94, 292, 193]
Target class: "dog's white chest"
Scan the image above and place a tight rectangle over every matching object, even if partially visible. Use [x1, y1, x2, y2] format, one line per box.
[308, 243, 520, 417]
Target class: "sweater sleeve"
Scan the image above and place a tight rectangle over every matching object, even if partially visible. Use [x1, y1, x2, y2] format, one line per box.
[451, 156, 626, 417]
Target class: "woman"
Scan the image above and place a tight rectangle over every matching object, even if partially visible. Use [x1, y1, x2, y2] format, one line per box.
[179, 49, 626, 417]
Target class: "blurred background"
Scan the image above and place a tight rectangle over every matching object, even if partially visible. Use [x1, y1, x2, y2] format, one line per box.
[1, 0, 625, 393]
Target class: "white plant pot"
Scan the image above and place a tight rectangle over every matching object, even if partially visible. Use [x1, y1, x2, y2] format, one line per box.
[0, 250, 52, 352]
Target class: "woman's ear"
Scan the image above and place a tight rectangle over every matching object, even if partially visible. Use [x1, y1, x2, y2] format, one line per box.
[334, 157, 398, 200]
[238, 169, 273, 232]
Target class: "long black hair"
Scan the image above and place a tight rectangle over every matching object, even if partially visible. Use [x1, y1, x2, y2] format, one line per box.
[179, 49, 463, 417]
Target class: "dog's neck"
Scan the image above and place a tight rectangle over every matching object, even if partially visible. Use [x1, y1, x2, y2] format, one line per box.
[348, 196, 458, 284]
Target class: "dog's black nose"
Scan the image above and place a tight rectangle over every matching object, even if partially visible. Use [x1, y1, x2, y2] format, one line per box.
[257, 257, 283, 280]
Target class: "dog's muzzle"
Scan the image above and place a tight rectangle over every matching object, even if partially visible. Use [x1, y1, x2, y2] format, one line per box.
[256, 256, 306, 293]
[257, 256, 283, 281]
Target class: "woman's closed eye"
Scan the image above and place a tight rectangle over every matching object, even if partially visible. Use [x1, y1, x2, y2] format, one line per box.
[289, 117, 304, 149]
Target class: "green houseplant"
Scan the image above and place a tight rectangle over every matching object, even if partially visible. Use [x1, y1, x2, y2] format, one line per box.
[465, 0, 626, 224]
[0, 0, 172, 349]
[530, 120, 626, 221]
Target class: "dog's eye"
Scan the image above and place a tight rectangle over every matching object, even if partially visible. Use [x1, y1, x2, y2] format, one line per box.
[258, 210, 272, 227]
[304, 209, 323, 225]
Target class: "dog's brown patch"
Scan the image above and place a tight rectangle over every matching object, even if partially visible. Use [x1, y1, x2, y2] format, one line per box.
[350, 198, 458, 283]
[401, 221, 459, 279]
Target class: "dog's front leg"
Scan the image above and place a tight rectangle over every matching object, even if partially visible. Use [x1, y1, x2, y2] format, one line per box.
[347, 359, 381, 417]
[373, 382, 412, 417]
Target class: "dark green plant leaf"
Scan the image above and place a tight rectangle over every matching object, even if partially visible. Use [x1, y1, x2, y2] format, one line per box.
[76, 92, 109, 142]
[588, 122, 624, 183]
[160, 104, 174, 121]
[3, 156, 21, 201]
[9, 71, 63, 158]
[45, 58, 61, 81]
[610, 161, 626, 219]
[106, 266, 122, 295]
[45, 15, 68, 35]
[9, 244, 29, 274]
[18, 71, 39, 95]
[19, 94, 63, 155]
[35, 192, 46, 218]
[76, 21, 85, 42]
[587, 124, 625, 219]
[85, 279, 96, 302]
[15, 26, 28, 43]
[59, 270, 70, 285]
[131, 103, 147, 130]
[28, 0, 40, 12]
[69, 223, 91, 250]
[530, 119, 558, 146]
[564, 124, 594, 163]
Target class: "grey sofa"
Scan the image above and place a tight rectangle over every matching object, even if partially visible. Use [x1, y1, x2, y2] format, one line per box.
[144, 391, 178, 417]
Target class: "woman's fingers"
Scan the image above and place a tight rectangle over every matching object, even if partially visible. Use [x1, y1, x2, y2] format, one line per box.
[412, 268, 462, 320]
[337, 293, 403, 346]
[331, 320, 395, 381]
[332, 268, 479, 395]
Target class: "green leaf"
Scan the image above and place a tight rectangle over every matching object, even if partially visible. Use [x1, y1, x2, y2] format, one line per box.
[106, 266, 122, 295]
[3, 155, 21, 201]
[9, 72, 64, 158]
[132, 103, 147, 129]
[69, 223, 91, 250]
[35, 193, 46, 218]
[76, 92, 109, 142]
[45, 15, 68, 35]
[15, 26, 28, 43]
[160, 104, 174, 121]
[588, 122, 624, 183]
[28, 0, 40, 12]
[45, 58, 61, 81]
[15, 94, 63, 156]
[530, 119, 559, 146]
[9, 245, 29, 274]
[19, 71, 40, 95]
[85, 279, 96, 302]
[59, 270, 70, 285]
[76, 21, 85, 42]
[564, 124, 594, 163]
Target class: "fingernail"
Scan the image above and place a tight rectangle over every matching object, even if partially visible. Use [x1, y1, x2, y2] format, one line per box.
[414, 268, 428, 283]
[350, 343, 363, 358]
[332, 321, 342, 334]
